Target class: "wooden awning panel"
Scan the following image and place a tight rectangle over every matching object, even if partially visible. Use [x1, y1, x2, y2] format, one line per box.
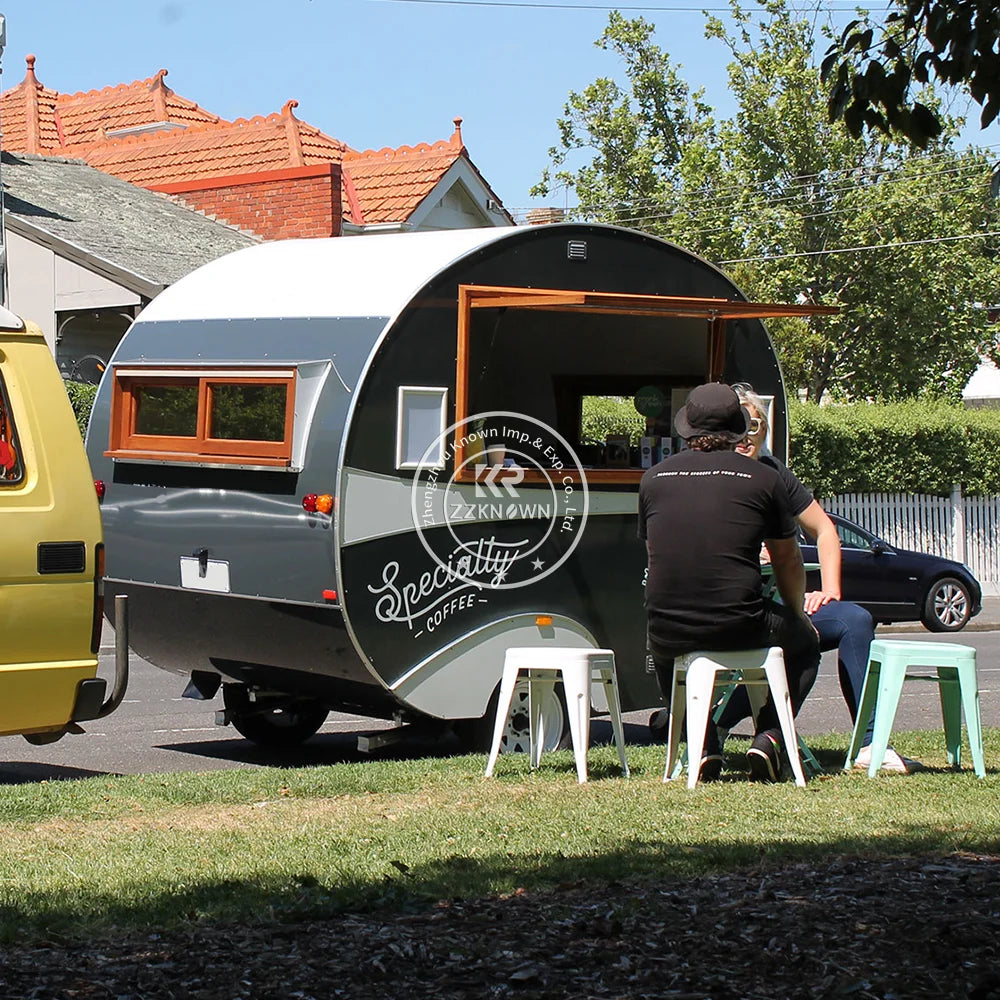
[461, 284, 839, 320]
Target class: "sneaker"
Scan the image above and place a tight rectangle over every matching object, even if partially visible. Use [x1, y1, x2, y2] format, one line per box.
[747, 732, 782, 782]
[854, 745, 925, 773]
[649, 708, 669, 736]
[698, 754, 724, 782]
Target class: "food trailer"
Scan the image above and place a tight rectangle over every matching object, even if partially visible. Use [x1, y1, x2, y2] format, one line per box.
[86, 224, 830, 749]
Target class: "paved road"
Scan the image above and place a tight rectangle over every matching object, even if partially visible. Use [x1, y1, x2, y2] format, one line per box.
[1, 626, 997, 782]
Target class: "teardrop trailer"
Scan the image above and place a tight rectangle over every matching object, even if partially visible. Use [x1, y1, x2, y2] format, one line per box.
[85, 224, 834, 751]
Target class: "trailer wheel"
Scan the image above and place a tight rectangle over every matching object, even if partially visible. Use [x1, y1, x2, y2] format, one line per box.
[224, 688, 329, 747]
[457, 678, 570, 755]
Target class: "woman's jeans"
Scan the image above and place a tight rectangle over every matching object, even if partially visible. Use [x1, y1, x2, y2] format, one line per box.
[649, 599, 821, 740]
[716, 600, 876, 744]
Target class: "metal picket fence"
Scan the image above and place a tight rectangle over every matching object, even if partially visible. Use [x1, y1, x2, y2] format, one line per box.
[826, 488, 1000, 594]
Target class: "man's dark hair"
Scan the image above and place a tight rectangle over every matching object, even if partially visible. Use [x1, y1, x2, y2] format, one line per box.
[688, 434, 738, 452]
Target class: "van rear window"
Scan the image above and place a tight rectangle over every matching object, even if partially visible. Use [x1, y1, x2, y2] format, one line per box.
[107, 367, 296, 466]
[0, 375, 24, 485]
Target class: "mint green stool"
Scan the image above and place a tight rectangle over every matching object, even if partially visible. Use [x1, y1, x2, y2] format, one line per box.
[845, 639, 985, 778]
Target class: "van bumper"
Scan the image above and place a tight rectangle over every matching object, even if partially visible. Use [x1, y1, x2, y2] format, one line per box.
[0, 660, 98, 737]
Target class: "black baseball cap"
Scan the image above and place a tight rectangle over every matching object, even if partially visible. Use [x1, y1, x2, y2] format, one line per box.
[674, 382, 751, 442]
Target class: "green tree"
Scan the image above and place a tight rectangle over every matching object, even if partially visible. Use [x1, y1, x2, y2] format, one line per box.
[537, 0, 1000, 402]
[532, 11, 714, 223]
[821, 0, 1000, 146]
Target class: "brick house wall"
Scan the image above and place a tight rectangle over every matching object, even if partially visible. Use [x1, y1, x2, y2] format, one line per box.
[155, 163, 342, 240]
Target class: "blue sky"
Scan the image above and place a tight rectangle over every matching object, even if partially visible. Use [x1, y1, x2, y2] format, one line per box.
[0, 0, 990, 220]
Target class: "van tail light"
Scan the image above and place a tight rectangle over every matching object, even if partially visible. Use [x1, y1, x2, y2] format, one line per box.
[94, 480, 106, 500]
[91, 543, 105, 655]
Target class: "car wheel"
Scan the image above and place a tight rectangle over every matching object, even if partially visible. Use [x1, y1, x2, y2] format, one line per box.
[921, 576, 973, 632]
[456, 679, 570, 754]
[223, 686, 329, 746]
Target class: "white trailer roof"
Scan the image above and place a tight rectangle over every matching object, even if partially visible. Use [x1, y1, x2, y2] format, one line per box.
[136, 228, 517, 323]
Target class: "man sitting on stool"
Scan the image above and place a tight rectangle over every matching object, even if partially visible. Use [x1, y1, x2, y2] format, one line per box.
[638, 382, 820, 781]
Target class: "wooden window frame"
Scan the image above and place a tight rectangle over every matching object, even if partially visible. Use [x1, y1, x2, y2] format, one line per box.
[454, 284, 838, 485]
[106, 366, 296, 467]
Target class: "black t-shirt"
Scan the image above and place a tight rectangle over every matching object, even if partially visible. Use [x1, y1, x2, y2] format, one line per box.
[760, 454, 813, 517]
[638, 448, 797, 648]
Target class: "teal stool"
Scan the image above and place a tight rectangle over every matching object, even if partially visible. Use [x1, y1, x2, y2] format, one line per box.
[845, 639, 985, 778]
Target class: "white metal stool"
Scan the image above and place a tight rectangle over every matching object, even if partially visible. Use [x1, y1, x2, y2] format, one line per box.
[484, 647, 630, 783]
[663, 646, 807, 788]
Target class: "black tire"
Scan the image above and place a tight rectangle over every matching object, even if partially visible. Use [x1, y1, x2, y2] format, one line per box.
[223, 687, 328, 747]
[456, 678, 570, 754]
[921, 576, 973, 632]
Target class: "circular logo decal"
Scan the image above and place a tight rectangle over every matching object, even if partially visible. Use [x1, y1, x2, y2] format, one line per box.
[633, 384, 667, 418]
[410, 411, 589, 590]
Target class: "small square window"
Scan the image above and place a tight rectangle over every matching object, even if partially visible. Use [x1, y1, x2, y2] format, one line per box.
[396, 386, 448, 469]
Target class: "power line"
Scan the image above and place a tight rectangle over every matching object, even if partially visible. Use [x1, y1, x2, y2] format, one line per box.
[604, 169, 996, 232]
[513, 168, 997, 234]
[717, 230, 1000, 265]
[513, 148, 1000, 230]
[373, 0, 863, 10]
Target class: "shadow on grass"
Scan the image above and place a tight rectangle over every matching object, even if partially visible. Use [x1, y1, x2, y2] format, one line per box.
[3, 824, 999, 945]
[0, 762, 123, 784]
[0, 720, 658, 786]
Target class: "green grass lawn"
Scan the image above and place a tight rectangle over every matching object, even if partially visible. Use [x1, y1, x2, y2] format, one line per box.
[1, 729, 998, 944]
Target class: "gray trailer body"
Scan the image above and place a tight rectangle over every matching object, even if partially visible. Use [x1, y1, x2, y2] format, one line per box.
[87, 224, 810, 740]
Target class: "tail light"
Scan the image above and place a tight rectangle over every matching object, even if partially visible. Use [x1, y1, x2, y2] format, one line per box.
[91, 543, 105, 654]
[94, 479, 106, 500]
[302, 493, 334, 514]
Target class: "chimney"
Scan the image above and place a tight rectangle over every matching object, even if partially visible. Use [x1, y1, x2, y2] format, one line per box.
[525, 207, 566, 226]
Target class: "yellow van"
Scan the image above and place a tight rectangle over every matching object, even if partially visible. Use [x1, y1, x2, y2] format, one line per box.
[0, 306, 126, 743]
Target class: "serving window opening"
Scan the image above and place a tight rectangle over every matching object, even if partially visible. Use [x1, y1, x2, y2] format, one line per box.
[454, 284, 836, 484]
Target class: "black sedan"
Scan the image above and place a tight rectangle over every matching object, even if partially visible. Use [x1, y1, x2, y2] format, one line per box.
[799, 513, 982, 632]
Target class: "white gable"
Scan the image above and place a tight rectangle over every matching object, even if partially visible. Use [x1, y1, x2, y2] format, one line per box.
[963, 358, 1000, 402]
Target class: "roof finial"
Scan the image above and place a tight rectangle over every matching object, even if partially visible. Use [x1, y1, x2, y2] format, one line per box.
[23, 55, 43, 152]
[451, 116, 463, 147]
[150, 69, 170, 120]
[282, 100, 304, 166]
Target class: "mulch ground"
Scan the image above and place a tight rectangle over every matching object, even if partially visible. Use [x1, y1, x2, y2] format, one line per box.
[2, 853, 999, 1000]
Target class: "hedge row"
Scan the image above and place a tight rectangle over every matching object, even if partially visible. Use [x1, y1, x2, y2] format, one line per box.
[64, 380, 98, 437]
[788, 399, 1000, 498]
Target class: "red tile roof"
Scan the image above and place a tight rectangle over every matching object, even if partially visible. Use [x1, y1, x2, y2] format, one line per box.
[343, 121, 466, 225]
[1, 55, 62, 151]
[74, 102, 349, 187]
[54, 67, 223, 144]
[0, 57, 503, 230]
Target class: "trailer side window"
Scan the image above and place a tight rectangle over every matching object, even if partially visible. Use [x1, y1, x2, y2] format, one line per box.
[107, 367, 296, 466]
[396, 386, 448, 469]
[0, 375, 24, 485]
